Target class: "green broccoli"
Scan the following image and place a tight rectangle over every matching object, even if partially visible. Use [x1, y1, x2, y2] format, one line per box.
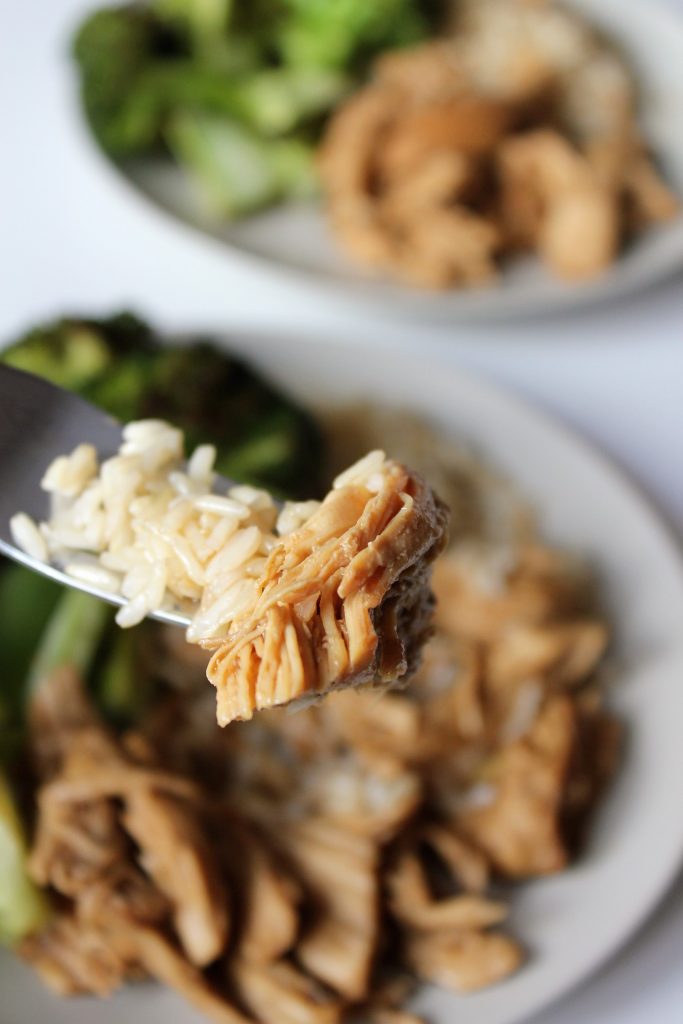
[275, 0, 432, 71]
[2, 313, 324, 496]
[0, 772, 48, 944]
[72, 1, 440, 217]
[0, 566, 62, 764]
[134, 339, 324, 495]
[1, 312, 153, 392]
[167, 111, 317, 217]
[151, 0, 277, 66]
[72, 5, 179, 156]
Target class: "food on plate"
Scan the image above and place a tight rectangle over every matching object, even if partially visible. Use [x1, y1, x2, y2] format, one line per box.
[1, 317, 620, 1023]
[1, 313, 323, 497]
[73, 1, 679, 290]
[72, 0, 438, 216]
[319, 0, 679, 287]
[13, 426, 448, 722]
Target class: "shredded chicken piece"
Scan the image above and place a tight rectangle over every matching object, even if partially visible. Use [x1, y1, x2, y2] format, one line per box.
[100, 916, 251, 1024]
[378, 96, 511, 178]
[432, 543, 591, 642]
[456, 697, 577, 876]
[387, 847, 507, 931]
[231, 959, 343, 1024]
[488, 619, 608, 689]
[418, 825, 490, 893]
[122, 787, 228, 966]
[319, 5, 678, 289]
[203, 460, 448, 724]
[225, 823, 301, 964]
[404, 928, 524, 993]
[23, 669, 242, 1020]
[20, 915, 130, 997]
[283, 820, 380, 1001]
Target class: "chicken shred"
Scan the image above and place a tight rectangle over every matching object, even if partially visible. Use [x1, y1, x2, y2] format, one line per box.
[203, 460, 448, 724]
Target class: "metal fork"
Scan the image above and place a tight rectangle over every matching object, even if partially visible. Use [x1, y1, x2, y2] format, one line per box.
[0, 364, 244, 628]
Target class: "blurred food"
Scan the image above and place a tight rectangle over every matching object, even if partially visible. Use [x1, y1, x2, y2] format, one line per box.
[1, 333, 620, 1020]
[72, 0, 438, 217]
[319, 0, 679, 288]
[73, 1, 679, 291]
[0, 312, 326, 936]
[1, 313, 324, 497]
[17, 426, 448, 722]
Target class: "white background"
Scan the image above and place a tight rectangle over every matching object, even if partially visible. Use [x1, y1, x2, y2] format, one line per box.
[1, 1, 682, 1021]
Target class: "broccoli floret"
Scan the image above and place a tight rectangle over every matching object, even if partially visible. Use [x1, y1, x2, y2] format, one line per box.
[167, 111, 317, 217]
[1, 313, 153, 392]
[152, 0, 278, 63]
[72, 5, 181, 155]
[152, 0, 233, 46]
[0, 567, 62, 765]
[2, 314, 325, 497]
[276, 0, 432, 71]
[72, 1, 440, 217]
[137, 341, 324, 496]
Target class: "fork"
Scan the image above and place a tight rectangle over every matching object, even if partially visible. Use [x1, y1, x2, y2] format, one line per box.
[0, 363, 247, 628]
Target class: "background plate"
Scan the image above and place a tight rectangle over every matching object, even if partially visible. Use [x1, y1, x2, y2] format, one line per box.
[109, 0, 683, 320]
[3, 334, 683, 1023]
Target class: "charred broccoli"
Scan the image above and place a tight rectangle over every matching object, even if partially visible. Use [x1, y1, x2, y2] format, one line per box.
[1, 312, 324, 496]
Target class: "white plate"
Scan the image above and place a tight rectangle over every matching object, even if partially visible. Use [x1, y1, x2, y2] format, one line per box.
[108, 0, 683, 321]
[3, 335, 683, 1023]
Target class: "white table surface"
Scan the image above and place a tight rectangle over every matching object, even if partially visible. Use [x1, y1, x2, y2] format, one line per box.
[2, 1, 683, 1021]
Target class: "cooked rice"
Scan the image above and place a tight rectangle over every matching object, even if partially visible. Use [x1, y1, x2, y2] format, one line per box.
[9, 512, 49, 563]
[14, 420, 335, 635]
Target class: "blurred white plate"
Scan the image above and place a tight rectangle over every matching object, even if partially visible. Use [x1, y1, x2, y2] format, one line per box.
[3, 335, 683, 1023]
[106, 0, 683, 320]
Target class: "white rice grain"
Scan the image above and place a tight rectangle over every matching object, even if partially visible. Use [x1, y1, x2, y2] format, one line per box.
[10, 513, 48, 562]
[187, 444, 216, 482]
[65, 562, 122, 593]
[333, 450, 386, 490]
[193, 494, 251, 519]
[41, 443, 98, 497]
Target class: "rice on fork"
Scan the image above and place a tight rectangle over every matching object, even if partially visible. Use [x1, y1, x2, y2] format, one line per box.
[12, 421, 449, 724]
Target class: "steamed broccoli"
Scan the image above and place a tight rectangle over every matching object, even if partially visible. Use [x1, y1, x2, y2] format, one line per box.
[152, 0, 278, 63]
[167, 112, 317, 216]
[276, 0, 432, 70]
[72, 6, 179, 155]
[72, 0, 438, 217]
